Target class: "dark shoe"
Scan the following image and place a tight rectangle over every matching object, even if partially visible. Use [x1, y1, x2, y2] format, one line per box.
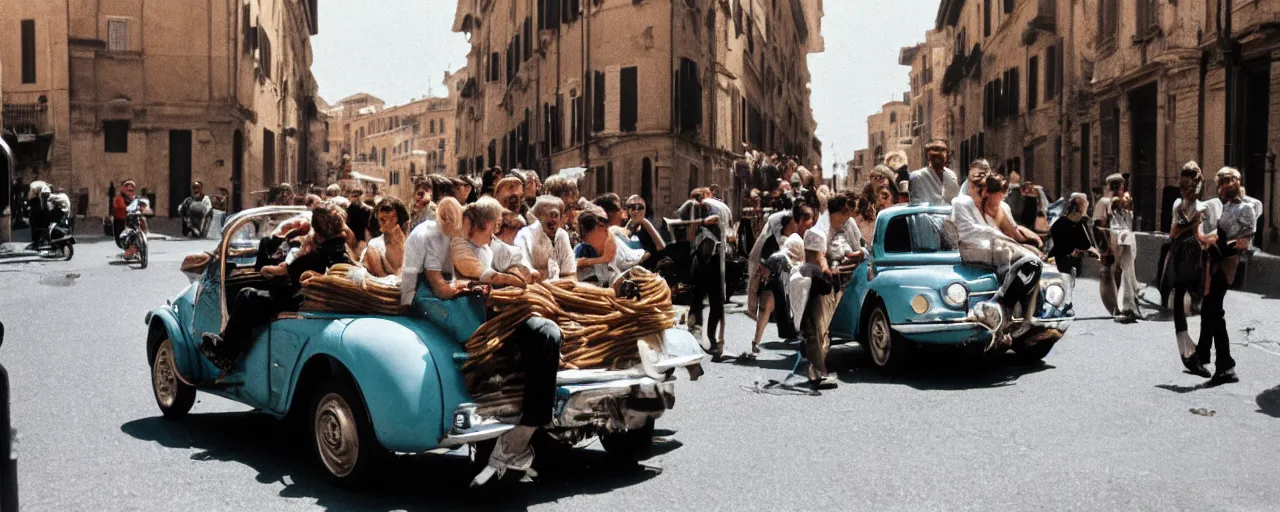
[1210, 367, 1239, 384]
[199, 333, 232, 371]
[815, 376, 839, 390]
[1182, 356, 1211, 378]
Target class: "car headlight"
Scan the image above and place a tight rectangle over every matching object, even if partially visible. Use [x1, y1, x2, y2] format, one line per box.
[911, 294, 930, 314]
[1044, 282, 1066, 308]
[942, 282, 969, 308]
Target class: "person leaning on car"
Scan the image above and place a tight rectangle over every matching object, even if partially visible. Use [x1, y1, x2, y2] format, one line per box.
[199, 203, 355, 372]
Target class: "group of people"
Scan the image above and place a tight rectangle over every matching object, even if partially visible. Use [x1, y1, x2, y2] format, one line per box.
[196, 166, 716, 482]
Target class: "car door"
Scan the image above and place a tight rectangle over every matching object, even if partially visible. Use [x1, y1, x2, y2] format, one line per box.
[190, 263, 225, 383]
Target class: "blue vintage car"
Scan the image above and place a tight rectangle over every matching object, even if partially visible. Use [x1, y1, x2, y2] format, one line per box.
[144, 206, 706, 483]
[829, 204, 1074, 369]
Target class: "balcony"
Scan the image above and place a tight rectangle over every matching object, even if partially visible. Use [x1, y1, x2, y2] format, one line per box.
[2, 98, 51, 138]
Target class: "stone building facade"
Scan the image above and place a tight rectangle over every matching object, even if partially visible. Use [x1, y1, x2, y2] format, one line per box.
[0, 0, 322, 218]
[928, 0, 1279, 245]
[866, 97, 914, 166]
[901, 29, 951, 167]
[936, 0, 1066, 199]
[328, 76, 461, 201]
[451, 0, 824, 217]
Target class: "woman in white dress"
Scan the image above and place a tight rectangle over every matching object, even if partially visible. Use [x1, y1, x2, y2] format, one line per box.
[362, 196, 409, 278]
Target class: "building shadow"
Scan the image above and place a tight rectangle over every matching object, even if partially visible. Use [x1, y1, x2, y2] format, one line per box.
[121, 412, 660, 511]
[1256, 385, 1280, 418]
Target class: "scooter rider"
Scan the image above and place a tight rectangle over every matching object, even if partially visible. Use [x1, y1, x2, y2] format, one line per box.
[178, 181, 213, 238]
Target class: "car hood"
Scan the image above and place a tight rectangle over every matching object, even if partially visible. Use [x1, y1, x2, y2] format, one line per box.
[877, 261, 999, 293]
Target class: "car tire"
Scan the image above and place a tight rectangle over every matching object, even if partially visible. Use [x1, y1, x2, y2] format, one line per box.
[865, 304, 909, 371]
[151, 338, 197, 419]
[1012, 338, 1057, 364]
[310, 378, 384, 485]
[600, 418, 655, 461]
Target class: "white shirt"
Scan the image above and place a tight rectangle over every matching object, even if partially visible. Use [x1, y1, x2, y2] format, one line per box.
[908, 167, 960, 205]
[515, 221, 576, 280]
[1205, 197, 1259, 241]
[610, 227, 647, 271]
[803, 211, 863, 256]
[401, 219, 454, 305]
[489, 238, 533, 278]
[951, 195, 1006, 242]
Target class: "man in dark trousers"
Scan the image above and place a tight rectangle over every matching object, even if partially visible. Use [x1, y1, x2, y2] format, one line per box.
[200, 203, 353, 372]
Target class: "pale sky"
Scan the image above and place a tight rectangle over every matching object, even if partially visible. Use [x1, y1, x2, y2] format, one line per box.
[312, 0, 941, 177]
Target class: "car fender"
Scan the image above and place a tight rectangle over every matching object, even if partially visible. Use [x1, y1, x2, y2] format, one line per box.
[282, 317, 446, 453]
[145, 307, 199, 377]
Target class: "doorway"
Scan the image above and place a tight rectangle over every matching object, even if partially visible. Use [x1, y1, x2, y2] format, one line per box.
[168, 130, 193, 218]
[1235, 62, 1271, 245]
[231, 131, 243, 213]
[1128, 83, 1158, 231]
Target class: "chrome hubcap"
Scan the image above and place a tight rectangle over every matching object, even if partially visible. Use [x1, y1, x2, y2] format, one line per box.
[870, 311, 891, 365]
[315, 393, 359, 478]
[152, 341, 178, 407]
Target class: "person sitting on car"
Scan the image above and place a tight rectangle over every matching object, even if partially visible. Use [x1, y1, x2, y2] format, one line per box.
[515, 195, 577, 280]
[417, 197, 558, 486]
[949, 161, 1043, 338]
[199, 203, 354, 373]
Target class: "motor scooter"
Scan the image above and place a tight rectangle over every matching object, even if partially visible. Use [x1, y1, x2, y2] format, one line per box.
[179, 194, 213, 239]
[119, 198, 153, 269]
[30, 190, 77, 261]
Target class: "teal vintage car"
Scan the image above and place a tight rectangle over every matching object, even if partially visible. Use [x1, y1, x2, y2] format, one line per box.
[828, 204, 1074, 370]
[145, 206, 706, 483]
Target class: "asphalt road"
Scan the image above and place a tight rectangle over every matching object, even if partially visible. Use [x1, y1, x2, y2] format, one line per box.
[2, 235, 1279, 511]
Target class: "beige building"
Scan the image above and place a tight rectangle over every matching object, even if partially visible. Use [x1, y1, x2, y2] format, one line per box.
[936, 0, 1066, 198]
[1, 0, 322, 218]
[867, 97, 914, 166]
[900, 29, 951, 167]
[845, 148, 867, 191]
[451, 0, 824, 216]
[329, 76, 462, 201]
[931, 0, 1280, 245]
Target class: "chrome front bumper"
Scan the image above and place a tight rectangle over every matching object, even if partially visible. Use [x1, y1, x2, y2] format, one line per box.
[892, 316, 1074, 335]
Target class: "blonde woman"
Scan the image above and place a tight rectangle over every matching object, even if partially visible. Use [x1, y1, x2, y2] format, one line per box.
[450, 197, 537, 288]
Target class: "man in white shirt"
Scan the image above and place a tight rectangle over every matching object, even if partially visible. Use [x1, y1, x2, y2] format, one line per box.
[908, 139, 960, 205]
[801, 190, 864, 389]
[515, 195, 577, 280]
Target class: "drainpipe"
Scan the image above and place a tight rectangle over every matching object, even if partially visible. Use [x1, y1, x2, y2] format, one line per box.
[583, 1, 591, 171]
[1221, 0, 1235, 167]
[1197, 50, 1207, 169]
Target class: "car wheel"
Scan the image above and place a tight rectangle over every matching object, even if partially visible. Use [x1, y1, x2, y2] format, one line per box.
[865, 305, 909, 371]
[599, 418, 655, 461]
[310, 379, 384, 485]
[151, 338, 196, 419]
[1012, 338, 1057, 364]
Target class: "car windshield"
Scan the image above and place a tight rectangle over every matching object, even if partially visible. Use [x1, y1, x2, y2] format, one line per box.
[881, 213, 957, 254]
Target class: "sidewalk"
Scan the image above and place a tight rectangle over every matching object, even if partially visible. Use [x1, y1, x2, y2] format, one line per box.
[1077, 231, 1280, 298]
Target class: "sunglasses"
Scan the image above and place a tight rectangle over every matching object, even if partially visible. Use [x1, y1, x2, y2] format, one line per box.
[626, 204, 645, 210]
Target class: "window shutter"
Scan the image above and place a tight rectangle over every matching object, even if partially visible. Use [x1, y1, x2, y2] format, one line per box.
[620, 66, 638, 132]
[20, 20, 36, 84]
[593, 70, 605, 132]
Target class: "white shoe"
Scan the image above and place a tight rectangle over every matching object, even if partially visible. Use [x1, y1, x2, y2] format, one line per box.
[471, 428, 537, 487]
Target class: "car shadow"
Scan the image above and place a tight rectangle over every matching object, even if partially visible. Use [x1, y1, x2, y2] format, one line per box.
[1256, 385, 1280, 418]
[828, 344, 1055, 391]
[121, 412, 661, 510]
